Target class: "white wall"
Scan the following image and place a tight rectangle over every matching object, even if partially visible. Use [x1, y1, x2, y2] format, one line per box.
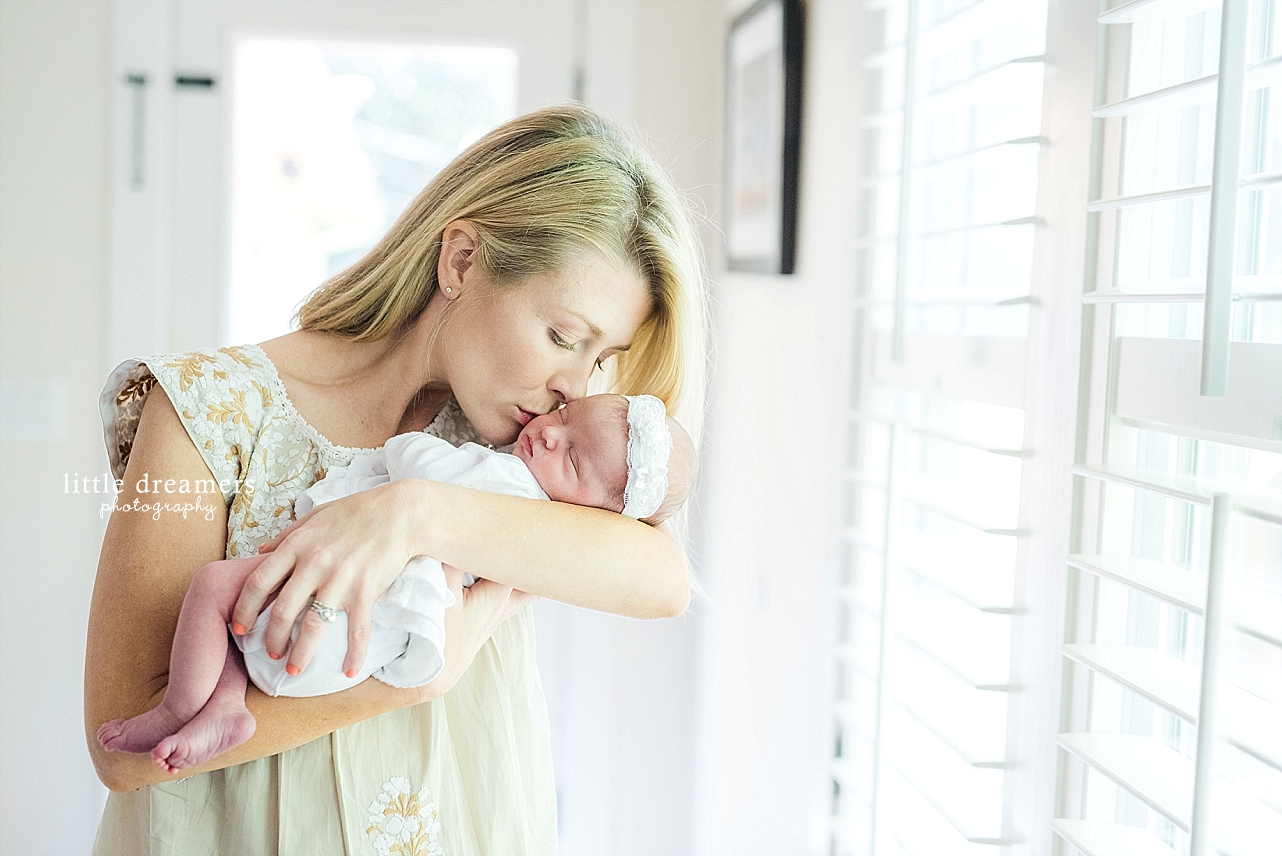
[0, 2, 114, 854]
[533, 2, 722, 854]
[688, 0, 860, 853]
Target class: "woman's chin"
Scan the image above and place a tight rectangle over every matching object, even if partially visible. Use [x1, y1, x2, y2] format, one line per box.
[485, 421, 521, 449]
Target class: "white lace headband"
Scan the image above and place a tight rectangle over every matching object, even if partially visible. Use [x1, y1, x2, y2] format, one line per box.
[622, 394, 672, 520]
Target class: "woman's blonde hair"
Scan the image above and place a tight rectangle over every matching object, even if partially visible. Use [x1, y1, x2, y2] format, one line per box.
[296, 104, 708, 436]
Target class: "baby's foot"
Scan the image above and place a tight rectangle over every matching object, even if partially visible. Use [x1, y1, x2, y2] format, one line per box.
[97, 704, 187, 755]
[150, 693, 256, 774]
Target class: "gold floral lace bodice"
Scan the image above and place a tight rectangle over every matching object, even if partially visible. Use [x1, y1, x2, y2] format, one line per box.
[94, 342, 556, 856]
[101, 342, 486, 559]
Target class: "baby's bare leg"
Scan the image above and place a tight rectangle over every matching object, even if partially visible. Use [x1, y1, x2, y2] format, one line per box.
[151, 643, 256, 772]
[97, 555, 267, 755]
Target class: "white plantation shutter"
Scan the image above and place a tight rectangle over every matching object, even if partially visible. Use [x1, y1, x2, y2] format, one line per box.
[1054, 2, 1282, 856]
[834, 0, 1052, 853]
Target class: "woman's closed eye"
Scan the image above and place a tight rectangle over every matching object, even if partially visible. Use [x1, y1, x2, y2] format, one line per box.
[548, 329, 577, 351]
[550, 328, 611, 372]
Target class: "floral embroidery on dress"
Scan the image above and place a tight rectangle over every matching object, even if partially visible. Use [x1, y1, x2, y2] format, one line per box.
[100, 342, 490, 561]
[365, 777, 444, 856]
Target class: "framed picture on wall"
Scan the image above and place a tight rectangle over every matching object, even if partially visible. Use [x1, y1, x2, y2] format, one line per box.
[724, 0, 803, 275]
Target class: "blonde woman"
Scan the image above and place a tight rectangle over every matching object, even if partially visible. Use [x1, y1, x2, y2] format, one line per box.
[85, 104, 708, 856]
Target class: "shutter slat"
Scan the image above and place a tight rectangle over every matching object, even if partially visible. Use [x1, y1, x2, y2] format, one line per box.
[1098, 0, 1219, 26]
[1062, 644, 1282, 774]
[843, 526, 887, 554]
[1235, 595, 1282, 651]
[919, 54, 1045, 101]
[900, 560, 1014, 613]
[894, 647, 1011, 765]
[849, 410, 1025, 456]
[1062, 643, 1199, 721]
[1050, 819, 1180, 856]
[901, 492, 1021, 536]
[887, 750, 1008, 844]
[891, 699, 1008, 768]
[1092, 74, 1217, 118]
[1056, 733, 1193, 830]
[1058, 736, 1282, 855]
[1222, 686, 1282, 775]
[1087, 183, 1210, 211]
[898, 540, 1015, 610]
[1071, 463, 1212, 506]
[898, 631, 1013, 692]
[1066, 553, 1206, 613]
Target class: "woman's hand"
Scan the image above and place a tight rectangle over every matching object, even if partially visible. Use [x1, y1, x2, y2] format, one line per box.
[231, 479, 432, 679]
[416, 566, 538, 700]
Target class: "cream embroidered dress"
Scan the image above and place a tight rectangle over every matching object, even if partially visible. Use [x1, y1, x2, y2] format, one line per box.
[93, 343, 558, 856]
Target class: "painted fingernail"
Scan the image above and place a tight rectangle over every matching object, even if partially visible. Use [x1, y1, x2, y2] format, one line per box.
[345, 669, 357, 679]
[268, 651, 282, 660]
[231, 623, 246, 635]
[286, 664, 299, 676]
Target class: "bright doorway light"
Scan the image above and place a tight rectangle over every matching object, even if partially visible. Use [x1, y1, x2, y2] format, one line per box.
[228, 38, 518, 345]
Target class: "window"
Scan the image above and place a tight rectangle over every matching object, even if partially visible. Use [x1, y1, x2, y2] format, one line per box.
[836, 1, 1282, 854]
[1056, 2, 1282, 854]
[836, 0, 1051, 852]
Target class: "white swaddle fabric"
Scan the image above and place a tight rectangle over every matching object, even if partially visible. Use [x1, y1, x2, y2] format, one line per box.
[235, 432, 548, 696]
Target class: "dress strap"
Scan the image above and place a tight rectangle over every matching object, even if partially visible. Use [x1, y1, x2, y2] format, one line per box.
[100, 345, 274, 505]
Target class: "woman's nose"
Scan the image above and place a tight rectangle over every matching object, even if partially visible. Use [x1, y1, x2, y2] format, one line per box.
[548, 366, 591, 404]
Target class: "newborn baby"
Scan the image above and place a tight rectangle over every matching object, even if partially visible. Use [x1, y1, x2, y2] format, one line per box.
[98, 393, 696, 773]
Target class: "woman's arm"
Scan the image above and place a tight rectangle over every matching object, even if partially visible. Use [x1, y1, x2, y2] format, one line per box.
[84, 388, 520, 792]
[414, 480, 691, 617]
[231, 476, 691, 673]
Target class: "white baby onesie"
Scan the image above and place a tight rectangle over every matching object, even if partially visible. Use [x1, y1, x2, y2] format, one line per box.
[234, 432, 548, 697]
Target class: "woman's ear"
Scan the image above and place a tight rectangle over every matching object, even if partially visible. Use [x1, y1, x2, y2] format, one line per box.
[437, 220, 479, 299]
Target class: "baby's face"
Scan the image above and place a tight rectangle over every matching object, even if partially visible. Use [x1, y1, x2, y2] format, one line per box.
[513, 395, 628, 511]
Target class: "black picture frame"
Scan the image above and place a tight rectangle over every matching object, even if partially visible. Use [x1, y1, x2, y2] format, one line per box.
[724, 0, 804, 275]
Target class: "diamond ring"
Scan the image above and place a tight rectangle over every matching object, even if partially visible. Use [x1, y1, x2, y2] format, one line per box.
[308, 598, 340, 623]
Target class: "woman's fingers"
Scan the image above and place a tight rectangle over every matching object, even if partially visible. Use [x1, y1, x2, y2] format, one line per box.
[283, 591, 344, 676]
[230, 548, 295, 636]
[504, 588, 539, 620]
[340, 598, 372, 679]
[261, 569, 325, 658]
[442, 565, 465, 601]
[465, 578, 516, 623]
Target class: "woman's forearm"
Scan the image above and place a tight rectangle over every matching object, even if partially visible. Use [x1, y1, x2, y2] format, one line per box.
[407, 479, 691, 618]
[92, 676, 429, 792]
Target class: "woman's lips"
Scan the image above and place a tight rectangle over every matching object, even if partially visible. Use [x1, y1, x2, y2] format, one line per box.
[517, 407, 536, 426]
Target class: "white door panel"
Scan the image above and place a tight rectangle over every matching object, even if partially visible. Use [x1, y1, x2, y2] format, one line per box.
[111, 0, 574, 358]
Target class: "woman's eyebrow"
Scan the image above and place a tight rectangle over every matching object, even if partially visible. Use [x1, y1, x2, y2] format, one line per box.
[570, 312, 634, 352]
[568, 311, 604, 338]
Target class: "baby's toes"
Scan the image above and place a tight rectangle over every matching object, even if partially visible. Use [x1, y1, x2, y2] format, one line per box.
[152, 737, 180, 770]
[97, 719, 126, 749]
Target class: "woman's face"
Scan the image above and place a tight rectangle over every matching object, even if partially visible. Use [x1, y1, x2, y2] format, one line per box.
[438, 250, 652, 446]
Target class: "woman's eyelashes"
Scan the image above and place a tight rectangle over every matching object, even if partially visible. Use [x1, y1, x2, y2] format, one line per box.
[549, 328, 608, 372]
[548, 328, 576, 351]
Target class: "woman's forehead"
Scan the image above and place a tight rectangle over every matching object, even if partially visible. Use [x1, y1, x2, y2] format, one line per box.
[529, 258, 651, 334]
